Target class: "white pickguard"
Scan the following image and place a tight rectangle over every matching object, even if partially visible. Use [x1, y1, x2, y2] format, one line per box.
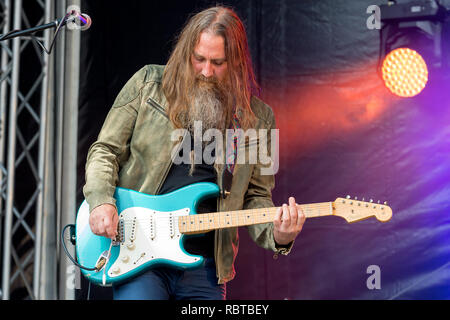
[108, 207, 201, 278]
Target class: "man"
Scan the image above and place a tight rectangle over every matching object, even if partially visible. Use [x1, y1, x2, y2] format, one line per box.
[84, 6, 305, 300]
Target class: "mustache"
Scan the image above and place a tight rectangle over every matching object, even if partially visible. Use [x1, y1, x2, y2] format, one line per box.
[195, 74, 219, 85]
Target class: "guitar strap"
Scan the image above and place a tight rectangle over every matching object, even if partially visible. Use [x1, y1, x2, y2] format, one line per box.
[221, 165, 233, 199]
[222, 110, 241, 199]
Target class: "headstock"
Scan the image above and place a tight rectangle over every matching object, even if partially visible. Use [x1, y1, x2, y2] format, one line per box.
[333, 196, 393, 223]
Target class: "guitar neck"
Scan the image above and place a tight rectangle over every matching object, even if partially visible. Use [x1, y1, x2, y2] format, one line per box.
[178, 202, 334, 234]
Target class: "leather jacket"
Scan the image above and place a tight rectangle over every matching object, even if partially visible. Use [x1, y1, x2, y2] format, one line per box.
[83, 64, 293, 284]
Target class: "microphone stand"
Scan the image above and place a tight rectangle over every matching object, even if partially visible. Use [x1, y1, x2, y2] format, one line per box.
[0, 20, 65, 41]
[0, 12, 89, 53]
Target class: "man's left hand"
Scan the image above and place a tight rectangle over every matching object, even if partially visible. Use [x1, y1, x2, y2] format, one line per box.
[273, 196, 306, 245]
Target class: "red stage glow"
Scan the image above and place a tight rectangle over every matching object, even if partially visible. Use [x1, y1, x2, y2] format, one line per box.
[265, 66, 393, 162]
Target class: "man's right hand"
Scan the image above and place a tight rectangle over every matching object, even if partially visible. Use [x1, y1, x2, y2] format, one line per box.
[89, 203, 119, 239]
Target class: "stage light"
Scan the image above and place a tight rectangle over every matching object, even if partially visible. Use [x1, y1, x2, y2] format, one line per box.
[381, 48, 428, 97]
[378, 0, 449, 98]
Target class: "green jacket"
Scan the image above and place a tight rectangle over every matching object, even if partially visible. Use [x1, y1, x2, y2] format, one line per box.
[83, 64, 293, 284]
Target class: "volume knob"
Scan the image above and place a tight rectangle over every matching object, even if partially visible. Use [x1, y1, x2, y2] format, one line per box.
[112, 266, 120, 274]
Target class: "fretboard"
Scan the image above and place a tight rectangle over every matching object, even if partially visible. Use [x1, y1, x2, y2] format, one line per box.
[178, 202, 334, 234]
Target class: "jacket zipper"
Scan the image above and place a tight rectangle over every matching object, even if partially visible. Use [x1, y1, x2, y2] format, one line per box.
[147, 97, 169, 119]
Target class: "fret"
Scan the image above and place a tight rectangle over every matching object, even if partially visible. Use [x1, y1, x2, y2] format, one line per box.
[191, 214, 196, 231]
[235, 211, 241, 226]
[300, 204, 329, 218]
[303, 207, 320, 218]
[234, 211, 239, 226]
[206, 212, 213, 230]
[223, 211, 231, 227]
[244, 210, 254, 225]
[179, 216, 185, 233]
[189, 215, 194, 232]
[230, 211, 234, 227]
[214, 212, 220, 229]
[193, 215, 198, 231]
[197, 214, 204, 230]
[181, 215, 187, 233]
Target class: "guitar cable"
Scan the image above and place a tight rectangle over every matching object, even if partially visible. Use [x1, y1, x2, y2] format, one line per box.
[102, 241, 113, 286]
[61, 224, 95, 300]
[61, 224, 98, 271]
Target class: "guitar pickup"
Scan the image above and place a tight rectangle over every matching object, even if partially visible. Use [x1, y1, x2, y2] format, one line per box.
[150, 215, 156, 240]
[169, 212, 175, 238]
[114, 219, 124, 245]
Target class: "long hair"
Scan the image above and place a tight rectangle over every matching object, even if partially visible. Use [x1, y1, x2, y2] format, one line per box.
[162, 6, 259, 130]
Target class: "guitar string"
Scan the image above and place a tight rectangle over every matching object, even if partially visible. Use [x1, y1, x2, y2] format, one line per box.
[116, 201, 382, 225]
[117, 204, 339, 225]
[116, 203, 338, 221]
[105, 204, 383, 242]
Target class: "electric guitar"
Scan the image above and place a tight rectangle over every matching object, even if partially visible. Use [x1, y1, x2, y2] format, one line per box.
[75, 182, 393, 286]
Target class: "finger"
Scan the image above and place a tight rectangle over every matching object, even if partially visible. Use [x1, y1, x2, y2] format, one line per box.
[297, 205, 306, 227]
[108, 213, 119, 239]
[103, 212, 111, 228]
[288, 197, 298, 225]
[274, 206, 283, 229]
[282, 204, 290, 226]
[96, 218, 106, 237]
[90, 223, 98, 236]
[89, 215, 97, 234]
[102, 214, 112, 237]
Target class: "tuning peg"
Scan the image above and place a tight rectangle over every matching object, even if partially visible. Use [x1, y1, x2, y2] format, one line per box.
[354, 196, 358, 200]
[377, 200, 380, 204]
[362, 197, 365, 201]
[346, 195, 351, 199]
[384, 201, 388, 205]
[370, 199, 373, 203]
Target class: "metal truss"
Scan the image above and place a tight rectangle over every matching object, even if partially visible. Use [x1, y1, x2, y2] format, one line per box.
[0, 0, 53, 300]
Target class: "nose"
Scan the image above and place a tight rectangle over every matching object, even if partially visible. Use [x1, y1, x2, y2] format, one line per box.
[201, 61, 213, 78]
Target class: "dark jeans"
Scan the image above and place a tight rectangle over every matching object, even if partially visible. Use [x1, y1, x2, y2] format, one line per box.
[112, 258, 226, 300]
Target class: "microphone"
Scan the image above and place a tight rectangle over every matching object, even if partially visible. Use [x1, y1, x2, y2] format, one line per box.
[78, 14, 92, 31]
[66, 10, 92, 31]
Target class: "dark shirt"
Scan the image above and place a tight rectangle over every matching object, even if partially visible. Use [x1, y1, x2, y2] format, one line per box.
[158, 136, 217, 257]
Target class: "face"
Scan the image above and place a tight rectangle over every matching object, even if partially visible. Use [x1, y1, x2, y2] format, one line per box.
[191, 31, 228, 82]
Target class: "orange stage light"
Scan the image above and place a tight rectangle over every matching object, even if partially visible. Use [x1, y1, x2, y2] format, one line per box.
[381, 48, 428, 98]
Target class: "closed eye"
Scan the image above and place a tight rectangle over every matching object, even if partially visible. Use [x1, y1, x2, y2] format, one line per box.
[193, 53, 226, 66]
[194, 55, 205, 63]
[212, 60, 226, 66]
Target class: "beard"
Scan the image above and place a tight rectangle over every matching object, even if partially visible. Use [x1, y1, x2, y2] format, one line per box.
[178, 74, 232, 175]
[182, 74, 232, 136]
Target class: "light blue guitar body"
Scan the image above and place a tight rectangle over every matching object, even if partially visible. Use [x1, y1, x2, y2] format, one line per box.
[75, 182, 220, 286]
